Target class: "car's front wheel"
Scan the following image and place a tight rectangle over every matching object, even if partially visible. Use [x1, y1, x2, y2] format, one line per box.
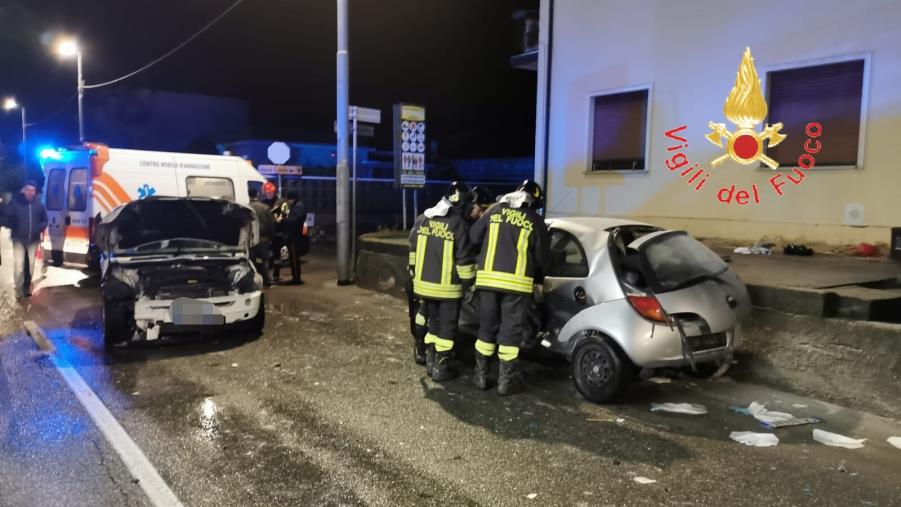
[571, 334, 633, 403]
[102, 300, 133, 349]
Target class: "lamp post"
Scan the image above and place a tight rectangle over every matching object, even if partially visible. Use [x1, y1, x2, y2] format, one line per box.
[57, 39, 84, 143]
[2, 97, 26, 146]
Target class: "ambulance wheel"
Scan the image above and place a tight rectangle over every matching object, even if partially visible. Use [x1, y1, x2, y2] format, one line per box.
[571, 334, 633, 403]
[102, 300, 131, 349]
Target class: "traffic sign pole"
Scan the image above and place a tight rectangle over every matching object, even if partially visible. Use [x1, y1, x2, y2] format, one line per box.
[336, 0, 351, 284]
[351, 106, 358, 262]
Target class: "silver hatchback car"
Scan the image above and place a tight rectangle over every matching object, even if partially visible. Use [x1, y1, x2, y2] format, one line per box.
[465, 217, 751, 403]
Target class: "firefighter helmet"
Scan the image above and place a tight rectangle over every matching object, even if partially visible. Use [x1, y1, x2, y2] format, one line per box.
[471, 185, 495, 207]
[516, 180, 544, 209]
[445, 181, 474, 208]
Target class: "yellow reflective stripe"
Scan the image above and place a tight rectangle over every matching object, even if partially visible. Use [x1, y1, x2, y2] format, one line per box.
[476, 271, 534, 294]
[514, 228, 531, 277]
[415, 310, 427, 326]
[425, 333, 454, 352]
[485, 223, 499, 271]
[457, 264, 476, 280]
[408, 252, 416, 266]
[415, 234, 428, 281]
[442, 239, 453, 286]
[498, 344, 520, 362]
[413, 280, 463, 299]
[475, 339, 496, 357]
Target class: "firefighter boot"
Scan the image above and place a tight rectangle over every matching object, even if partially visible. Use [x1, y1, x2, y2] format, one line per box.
[473, 353, 490, 390]
[497, 359, 524, 396]
[425, 345, 436, 377]
[431, 351, 457, 382]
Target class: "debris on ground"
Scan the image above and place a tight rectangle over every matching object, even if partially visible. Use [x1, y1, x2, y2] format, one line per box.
[526, 493, 537, 500]
[729, 431, 779, 447]
[887, 437, 901, 449]
[734, 246, 772, 255]
[853, 242, 880, 257]
[616, 418, 625, 423]
[836, 463, 848, 473]
[762, 416, 823, 429]
[747, 401, 795, 425]
[813, 429, 866, 449]
[730, 405, 751, 415]
[792, 404, 808, 409]
[231, 363, 239, 368]
[647, 377, 671, 384]
[633, 477, 657, 485]
[650, 403, 707, 415]
[784, 244, 814, 256]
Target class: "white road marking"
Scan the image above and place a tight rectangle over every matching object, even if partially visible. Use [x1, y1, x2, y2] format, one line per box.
[32, 326, 183, 507]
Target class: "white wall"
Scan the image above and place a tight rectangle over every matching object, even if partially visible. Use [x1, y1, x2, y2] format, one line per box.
[543, 0, 901, 245]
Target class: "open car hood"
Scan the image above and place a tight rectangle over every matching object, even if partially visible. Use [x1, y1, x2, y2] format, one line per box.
[95, 197, 256, 256]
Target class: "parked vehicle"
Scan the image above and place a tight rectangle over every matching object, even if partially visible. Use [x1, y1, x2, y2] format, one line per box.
[94, 197, 264, 348]
[38, 143, 266, 267]
[463, 217, 751, 403]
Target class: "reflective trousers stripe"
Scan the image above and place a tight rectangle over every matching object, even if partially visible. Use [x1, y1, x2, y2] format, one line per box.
[408, 251, 416, 266]
[425, 333, 454, 352]
[498, 344, 519, 362]
[415, 310, 427, 326]
[485, 223, 500, 271]
[475, 339, 497, 357]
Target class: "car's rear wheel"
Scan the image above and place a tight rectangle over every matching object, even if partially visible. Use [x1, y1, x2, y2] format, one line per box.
[571, 334, 633, 403]
[102, 300, 132, 349]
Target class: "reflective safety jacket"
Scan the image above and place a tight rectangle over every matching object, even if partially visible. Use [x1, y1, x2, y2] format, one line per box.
[408, 206, 476, 301]
[470, 201, 549, 295]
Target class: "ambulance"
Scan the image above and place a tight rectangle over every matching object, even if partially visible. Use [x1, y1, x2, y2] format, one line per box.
[39, 143, 267, 267]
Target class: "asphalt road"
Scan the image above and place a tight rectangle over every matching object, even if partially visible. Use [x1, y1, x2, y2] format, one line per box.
[1, 248, 900, 506]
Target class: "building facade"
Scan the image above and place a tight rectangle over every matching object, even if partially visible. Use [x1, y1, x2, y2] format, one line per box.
[531, 0, 901, 245]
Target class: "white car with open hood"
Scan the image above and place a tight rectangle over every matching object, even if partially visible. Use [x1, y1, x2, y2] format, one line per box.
[94, 197, 264, 348]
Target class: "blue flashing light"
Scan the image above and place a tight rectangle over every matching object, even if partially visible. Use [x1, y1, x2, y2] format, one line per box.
[38, 145, 62, 161]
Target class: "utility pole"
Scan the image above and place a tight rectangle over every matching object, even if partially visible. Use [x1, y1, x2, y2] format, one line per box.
[335, 0, 352, 284]
[77, 50, 84, 142]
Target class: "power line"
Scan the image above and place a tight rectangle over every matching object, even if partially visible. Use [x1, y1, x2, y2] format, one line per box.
[25, 93, 77, 126]
[83, 0, 244, 90]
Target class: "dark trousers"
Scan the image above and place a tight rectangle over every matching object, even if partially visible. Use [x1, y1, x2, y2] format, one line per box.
[422, 299, 461, 353]
[406, 280, 428, 340]
[476, 290, 530, 361]
[250, 242, 272, 286]
[287, 241, 302, 282]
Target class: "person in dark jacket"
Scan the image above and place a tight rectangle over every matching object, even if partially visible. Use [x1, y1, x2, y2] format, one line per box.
[2, 181, 48, 298]
[282, 190, 307, 285]
[248, 187, 275, 287]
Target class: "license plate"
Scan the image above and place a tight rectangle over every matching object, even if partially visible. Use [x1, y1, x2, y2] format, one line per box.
[170, 298, 226, 326]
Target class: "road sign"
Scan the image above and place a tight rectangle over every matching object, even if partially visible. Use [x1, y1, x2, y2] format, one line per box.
[267, 142, 290, 164]
[353, 106, 381, 124]
[334, 121, 375, 137]
[258, 164, 303, 176]
[394, 103, 426, 189]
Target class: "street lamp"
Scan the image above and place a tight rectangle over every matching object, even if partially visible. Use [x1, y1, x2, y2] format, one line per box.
[3, 96, 27, 146]
[56, 38, 84, 142]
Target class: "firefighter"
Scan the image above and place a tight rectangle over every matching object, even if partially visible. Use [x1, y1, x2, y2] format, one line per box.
[470, 185, 496, 221]
[408, 182, 477, 381]
[469, 180, 549, 395]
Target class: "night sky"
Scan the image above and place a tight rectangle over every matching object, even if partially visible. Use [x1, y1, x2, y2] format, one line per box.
[0, 0, 539, 159]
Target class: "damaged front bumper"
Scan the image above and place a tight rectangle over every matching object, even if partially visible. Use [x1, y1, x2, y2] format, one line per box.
[133, 291, 263, 340]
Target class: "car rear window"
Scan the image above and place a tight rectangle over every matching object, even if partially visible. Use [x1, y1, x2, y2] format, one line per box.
[641, 232, 728, 292]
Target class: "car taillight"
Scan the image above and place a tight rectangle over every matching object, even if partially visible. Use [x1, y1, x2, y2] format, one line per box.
[627, 295, 667, 322]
